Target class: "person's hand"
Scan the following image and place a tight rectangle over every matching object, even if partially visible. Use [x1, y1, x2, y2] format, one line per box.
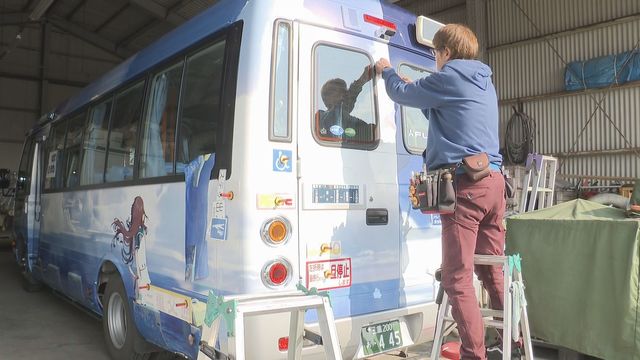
[375, 58, 392, 74]
[357, 65, 372, 83]
[400, 76, 411, 83]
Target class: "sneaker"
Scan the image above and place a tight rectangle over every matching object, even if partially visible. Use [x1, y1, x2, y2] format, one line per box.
[486, 342, 523, 360]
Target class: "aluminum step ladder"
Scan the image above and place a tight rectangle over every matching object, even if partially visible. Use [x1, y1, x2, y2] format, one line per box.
[430, 255, 534, 360]
[198, 284, 342, 360]
[519, 154, 558, 213]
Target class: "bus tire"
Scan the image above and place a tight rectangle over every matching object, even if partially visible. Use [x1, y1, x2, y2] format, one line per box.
[22, 270, 43, 292]
[102, 275, 151, 360]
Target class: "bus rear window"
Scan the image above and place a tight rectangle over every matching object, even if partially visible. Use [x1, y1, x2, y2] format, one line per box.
[399, 63, 431, 154]
[313, 44, 377, 149]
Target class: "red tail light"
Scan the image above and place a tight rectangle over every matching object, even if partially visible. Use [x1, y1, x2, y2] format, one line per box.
[262, 258, 292, 288]
[278, 336, 289, 351]
[269, 262, 288, 285]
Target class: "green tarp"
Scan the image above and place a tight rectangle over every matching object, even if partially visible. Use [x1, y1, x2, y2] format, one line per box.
[506, 199, 640, 360]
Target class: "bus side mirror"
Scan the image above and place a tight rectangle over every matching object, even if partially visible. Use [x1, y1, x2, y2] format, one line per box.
[0, 168, 10, 189]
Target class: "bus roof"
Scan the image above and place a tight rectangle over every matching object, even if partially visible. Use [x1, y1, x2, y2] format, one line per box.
[48, 0, 428, 123]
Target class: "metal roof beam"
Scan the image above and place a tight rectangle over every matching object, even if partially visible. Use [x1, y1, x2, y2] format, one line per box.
[0, 12, 31, 26]
[49, 16, 132, 59]
[94, 3, 130, 33]
[129, 0, 185, 26]
[66, 0, 88, 20]
[29, 0, 57, 21]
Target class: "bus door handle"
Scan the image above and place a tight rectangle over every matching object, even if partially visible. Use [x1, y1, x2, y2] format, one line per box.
[366, 208, 388, 225]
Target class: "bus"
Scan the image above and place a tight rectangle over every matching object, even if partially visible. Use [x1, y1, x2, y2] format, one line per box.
[11, 0, 444, 358]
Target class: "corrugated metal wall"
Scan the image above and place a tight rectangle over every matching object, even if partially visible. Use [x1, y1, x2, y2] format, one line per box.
[487, 0, 640, 47]
[487, 0, 640, 184]
[490, 18, 640, 99]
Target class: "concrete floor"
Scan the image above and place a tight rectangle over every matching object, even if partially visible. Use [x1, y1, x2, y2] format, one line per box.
[0, 244, 565, 360]
[0, 244, 111, 360]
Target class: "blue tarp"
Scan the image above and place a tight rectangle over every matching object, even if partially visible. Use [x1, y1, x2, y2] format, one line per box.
[565, 50, 640, 91]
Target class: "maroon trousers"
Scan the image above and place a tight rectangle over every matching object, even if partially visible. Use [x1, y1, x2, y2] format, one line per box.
[440, 171, 506, 360]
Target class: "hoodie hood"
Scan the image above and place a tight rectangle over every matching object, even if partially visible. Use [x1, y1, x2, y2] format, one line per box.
[444, 59, 493, 90]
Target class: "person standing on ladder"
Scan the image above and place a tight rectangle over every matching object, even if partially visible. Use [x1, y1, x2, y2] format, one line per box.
[375, 24, 507, 360]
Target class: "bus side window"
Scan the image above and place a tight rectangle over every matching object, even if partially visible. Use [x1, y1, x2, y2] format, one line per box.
[140, 62, 184, 178]
[313, 44, 377, 148]
[44, 120, 68, 190]
[81, 99, 113, 185]
[270, 21, 291, 141]
[398, 64, 431, 154]
[16, 137, 35, 195]
[105, 81, 145, 183]
[64, 113, 86, 188]
[176, 39, 227, 173]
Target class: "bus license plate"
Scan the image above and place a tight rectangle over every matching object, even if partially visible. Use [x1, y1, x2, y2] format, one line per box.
[361, 320, 403, 356]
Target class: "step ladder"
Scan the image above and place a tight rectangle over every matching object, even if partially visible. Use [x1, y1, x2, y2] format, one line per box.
[430, 255, 534, 360]
[198, 284, 342, 360]
[519, 154, 558, 213]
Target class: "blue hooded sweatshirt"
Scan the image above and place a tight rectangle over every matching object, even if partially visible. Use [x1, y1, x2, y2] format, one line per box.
[382, 59, 502, 170]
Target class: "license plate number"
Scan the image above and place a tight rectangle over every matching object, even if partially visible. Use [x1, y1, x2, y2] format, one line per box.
[361, 320, 403, 355]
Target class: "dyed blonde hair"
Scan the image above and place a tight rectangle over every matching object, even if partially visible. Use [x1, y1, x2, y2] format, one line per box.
[433, 24, 479, 60]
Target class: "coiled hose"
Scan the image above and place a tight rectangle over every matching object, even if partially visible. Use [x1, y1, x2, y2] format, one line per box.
[505, 105, 535, 165]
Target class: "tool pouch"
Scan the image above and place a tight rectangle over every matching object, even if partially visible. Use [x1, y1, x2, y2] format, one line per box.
[409, 169, 456, 214]
[461, 153, 491, 182]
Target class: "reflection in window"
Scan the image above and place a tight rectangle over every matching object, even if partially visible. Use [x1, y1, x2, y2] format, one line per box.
[64, 113, 85, 188]
[176, 40, 226, 171]
[314, 45, 376, 147]
[44, 121, 67, 190]
[271, 22, 290, 140]
[81, 99, 112, 185]
[105, 82, 144, 182]
[140, 62, 183, 178]
[399, 64, 431, 154]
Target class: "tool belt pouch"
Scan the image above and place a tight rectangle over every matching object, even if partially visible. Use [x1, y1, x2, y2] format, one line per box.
[461, 153, 491, 182]
[409, 170, 456, 214]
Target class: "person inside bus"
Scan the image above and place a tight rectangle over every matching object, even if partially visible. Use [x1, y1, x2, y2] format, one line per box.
[375, 24, 509, 360]
[316, 65, 374, 141]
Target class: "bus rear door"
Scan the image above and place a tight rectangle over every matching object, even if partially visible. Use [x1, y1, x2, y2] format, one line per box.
[296, 22, 401, 317]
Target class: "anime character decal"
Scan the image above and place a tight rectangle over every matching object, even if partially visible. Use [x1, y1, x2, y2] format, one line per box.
[112, 196, 151, 289]
[111, 196, 195, 323]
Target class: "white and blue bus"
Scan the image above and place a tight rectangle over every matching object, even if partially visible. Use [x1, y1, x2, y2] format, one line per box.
[12, 0, 444, 358]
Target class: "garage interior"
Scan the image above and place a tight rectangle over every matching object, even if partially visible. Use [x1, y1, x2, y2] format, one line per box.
[1, 0, 638, 359]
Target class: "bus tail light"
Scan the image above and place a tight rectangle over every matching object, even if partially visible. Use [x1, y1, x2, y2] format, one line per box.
[262, 258, 292, 288]
[278, 336, 289, 351]
[261, 216, 291, 246]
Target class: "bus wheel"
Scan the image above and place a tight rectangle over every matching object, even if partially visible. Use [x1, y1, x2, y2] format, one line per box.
[102, 275, 150, 360]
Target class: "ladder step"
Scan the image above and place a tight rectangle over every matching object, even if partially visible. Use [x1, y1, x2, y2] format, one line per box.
[237, 295, 326, 315]
[480, 309, 503, 318]
[443, 316, 504, 330]
[473, 254, 507, 266]
[525, 187, 554, 192]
